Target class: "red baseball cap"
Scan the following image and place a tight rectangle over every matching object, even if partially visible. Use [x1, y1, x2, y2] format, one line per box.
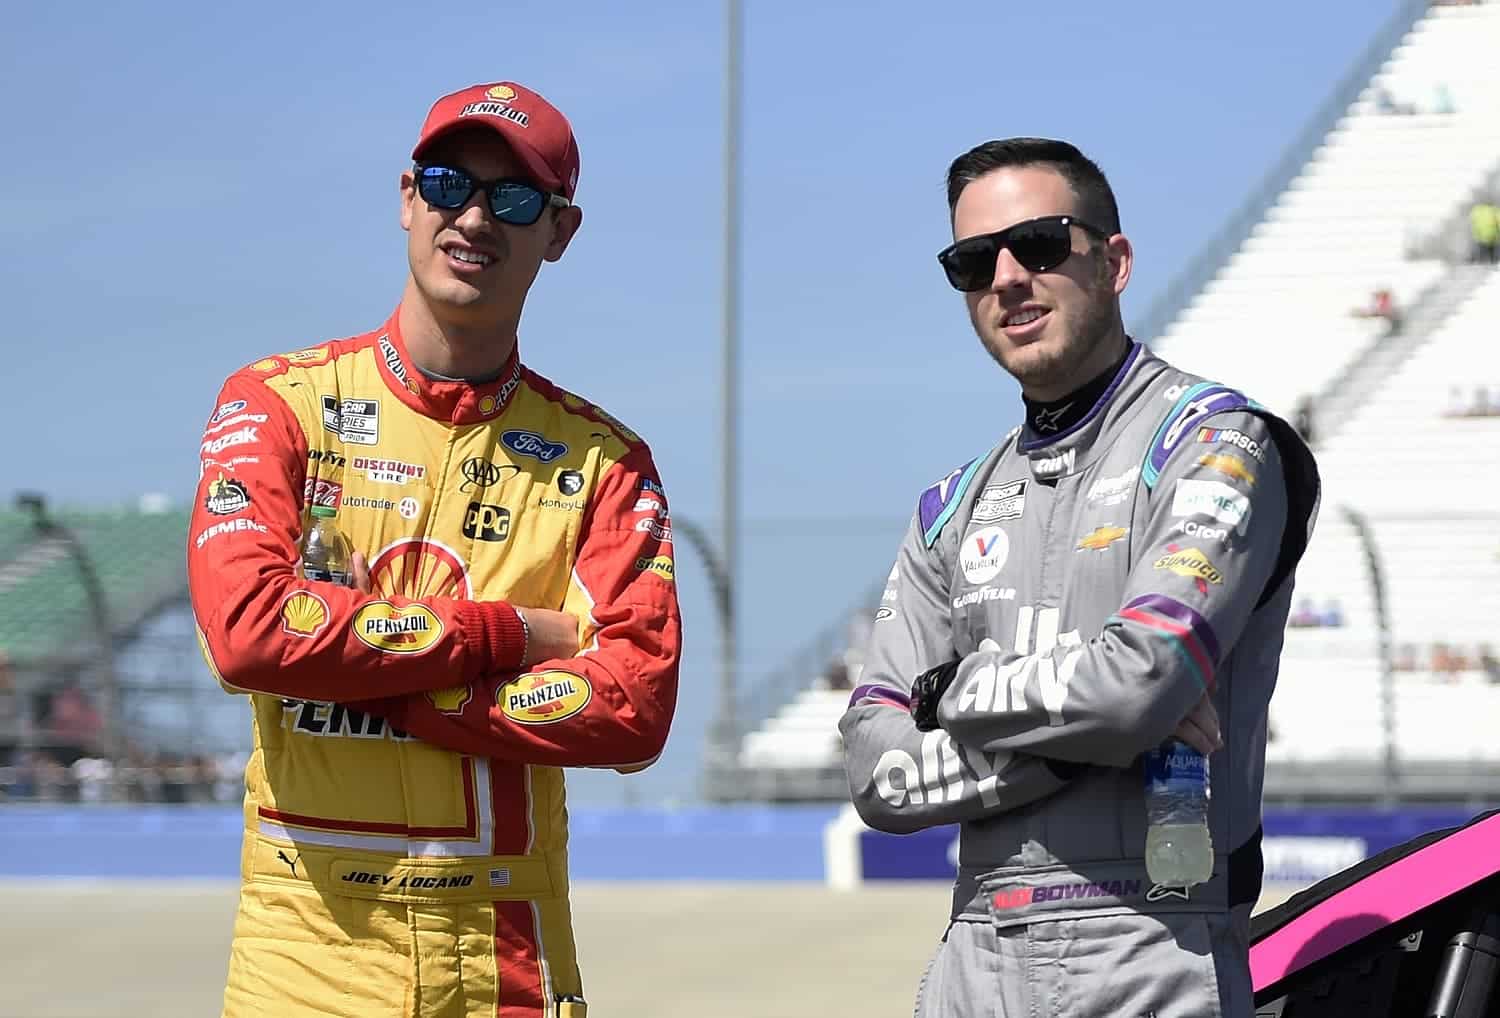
[411, 81, 581, 201]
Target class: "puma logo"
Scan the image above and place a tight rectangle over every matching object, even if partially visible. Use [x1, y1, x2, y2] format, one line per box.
[276, 850, 300, 877]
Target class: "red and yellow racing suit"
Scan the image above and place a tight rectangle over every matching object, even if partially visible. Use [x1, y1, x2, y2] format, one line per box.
[188, 308, 681, 1018]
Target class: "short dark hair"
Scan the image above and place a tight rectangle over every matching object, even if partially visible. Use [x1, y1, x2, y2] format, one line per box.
[945, 138, 1121, 234]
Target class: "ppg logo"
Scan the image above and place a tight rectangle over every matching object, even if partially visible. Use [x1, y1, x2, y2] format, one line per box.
[501, 430, 569, 463]
[463, 503, 510, 542]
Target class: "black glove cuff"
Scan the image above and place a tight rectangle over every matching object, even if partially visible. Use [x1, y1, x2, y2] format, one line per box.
[909, 659, 961, 731]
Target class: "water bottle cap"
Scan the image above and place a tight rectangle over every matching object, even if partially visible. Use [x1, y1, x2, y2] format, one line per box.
[310, 506, 338, 519]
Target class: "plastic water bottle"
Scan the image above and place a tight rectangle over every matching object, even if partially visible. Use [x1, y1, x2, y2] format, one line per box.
[1143, 739, 1214, 887]
[299, 506, 352, 586]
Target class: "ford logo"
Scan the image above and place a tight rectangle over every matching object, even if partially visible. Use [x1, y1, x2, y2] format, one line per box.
[501, 430, 569, 463]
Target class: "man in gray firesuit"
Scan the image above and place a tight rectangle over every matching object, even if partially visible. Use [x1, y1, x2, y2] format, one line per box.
[839, 138, 1319, 1018]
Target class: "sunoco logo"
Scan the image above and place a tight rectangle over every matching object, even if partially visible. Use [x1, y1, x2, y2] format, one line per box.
[499, 671, 592, 725]
[352, 602, 443, 654]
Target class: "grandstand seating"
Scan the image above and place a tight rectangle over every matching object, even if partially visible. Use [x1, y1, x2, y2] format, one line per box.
[730, 2, 1500, 796]
[1152, 2, 1500, 419]
[0, 507, 191, 666]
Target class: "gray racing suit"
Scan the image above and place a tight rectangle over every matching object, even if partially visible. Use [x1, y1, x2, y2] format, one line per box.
[839, 343, 1319, 1018]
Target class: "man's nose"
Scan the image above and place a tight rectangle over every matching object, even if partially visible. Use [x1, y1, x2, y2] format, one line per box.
[989, 246, 1030, 292]
[453, 196, 492, 231]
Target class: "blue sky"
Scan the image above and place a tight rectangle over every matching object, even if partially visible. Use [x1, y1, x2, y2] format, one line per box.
[3, 0, 1404, 802]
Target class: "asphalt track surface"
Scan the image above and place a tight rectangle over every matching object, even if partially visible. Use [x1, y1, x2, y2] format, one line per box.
[0, 880, 1300, 1018]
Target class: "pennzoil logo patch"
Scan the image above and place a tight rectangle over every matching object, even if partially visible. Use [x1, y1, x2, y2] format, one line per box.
[352, 601, 443, 654]
[498, 671, 592, 725]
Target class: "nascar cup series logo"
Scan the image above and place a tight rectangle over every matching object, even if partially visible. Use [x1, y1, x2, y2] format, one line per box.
[499, 671, 592, 725]
[352, 601, 444, 655]
[368, 539, 472, 598]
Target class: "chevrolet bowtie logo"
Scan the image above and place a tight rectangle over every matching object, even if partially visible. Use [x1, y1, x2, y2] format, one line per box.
[1076, 525, 1128, 551]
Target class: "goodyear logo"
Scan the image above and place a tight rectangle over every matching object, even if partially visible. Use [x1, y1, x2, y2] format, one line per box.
[1197, 453, 1255, 487]
[1076, 525, 1127, 551]
[1153, 546, 1223, 586]
[353, 601, 443, 655]
[499, 671, 592, 726]
[427, 685, 474, 715]
[634, 554, 675, 581]
[281, 591, 330, 638]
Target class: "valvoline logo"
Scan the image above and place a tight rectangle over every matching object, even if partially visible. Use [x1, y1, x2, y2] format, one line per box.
[501, 430, 569, 463]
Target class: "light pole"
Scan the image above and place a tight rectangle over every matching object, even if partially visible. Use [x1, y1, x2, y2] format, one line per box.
[16, 492, 120, 764]
[710, 0, 744, 788]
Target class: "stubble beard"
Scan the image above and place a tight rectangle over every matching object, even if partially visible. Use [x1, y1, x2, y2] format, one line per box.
[976, 274, 1119, 397]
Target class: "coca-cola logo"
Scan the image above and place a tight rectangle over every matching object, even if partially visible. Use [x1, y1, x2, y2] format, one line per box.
[501, 430, 569, 463]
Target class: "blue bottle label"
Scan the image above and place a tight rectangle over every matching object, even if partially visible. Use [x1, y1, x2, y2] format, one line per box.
[1144, 744, 1207, 795]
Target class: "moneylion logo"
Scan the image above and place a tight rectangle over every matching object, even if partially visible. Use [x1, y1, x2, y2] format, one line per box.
[498, 671, 592, 725]
[352, 601, 444, 655]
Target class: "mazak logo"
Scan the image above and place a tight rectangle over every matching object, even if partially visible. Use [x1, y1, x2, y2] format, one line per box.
[201, 426, 259, 456]
[960, 527, 1009, 584]
[501, 430, 568, 463]
[462, 503, 510, 541]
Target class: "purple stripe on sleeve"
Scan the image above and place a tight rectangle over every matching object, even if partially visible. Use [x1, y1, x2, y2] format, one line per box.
[849, 683, 911, 709]
[1122, 593, 1222, 663]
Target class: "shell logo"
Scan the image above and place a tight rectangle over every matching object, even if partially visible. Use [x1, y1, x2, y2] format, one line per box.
[369, 539, 471, 599]
[281, 591, 330, 639]
[352, 601, 444, 655]
[251, 357, 283, 373]
[427, 685, 474, 715]
[285, 347, 331, 366]
[486, 85, 517, 101]
[498, 671, 592, 726]
[478, 394, 497, 416]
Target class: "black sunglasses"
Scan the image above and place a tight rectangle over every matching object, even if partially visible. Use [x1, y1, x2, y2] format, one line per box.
[414, 163, 570, 226]
[937, 215, 1109, 292]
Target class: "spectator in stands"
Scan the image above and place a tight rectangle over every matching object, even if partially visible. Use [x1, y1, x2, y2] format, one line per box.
[1293, 396, 1317, 446]
[1472, 199, 1500, 264]
[45, 680, 103, 765]
[1350, 286, 1402, 334]
[1479, 645, 1500, 685]
[1432, 643, 1467, 682]
[0, 653, 18, 740]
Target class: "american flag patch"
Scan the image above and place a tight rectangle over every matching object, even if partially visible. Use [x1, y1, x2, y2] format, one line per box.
[489, 868, 511, 888]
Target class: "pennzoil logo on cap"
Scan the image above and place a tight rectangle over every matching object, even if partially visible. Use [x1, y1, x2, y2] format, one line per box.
[499, 671, 592, 725]
[459, 90, 530, 128]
